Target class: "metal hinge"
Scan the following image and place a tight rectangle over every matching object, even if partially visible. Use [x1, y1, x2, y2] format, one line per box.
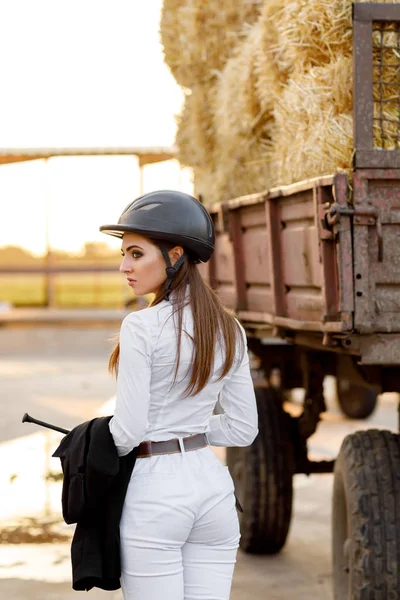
[323, 202, 383, 262]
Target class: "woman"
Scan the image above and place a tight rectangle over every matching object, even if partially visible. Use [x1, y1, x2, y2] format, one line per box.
[100, 190, 258, 600]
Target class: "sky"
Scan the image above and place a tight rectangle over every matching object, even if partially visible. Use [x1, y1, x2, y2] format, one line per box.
[0, 0, 190, 255]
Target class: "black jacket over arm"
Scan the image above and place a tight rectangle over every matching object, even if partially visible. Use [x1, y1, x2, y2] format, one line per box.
[53, 416, 138, 591]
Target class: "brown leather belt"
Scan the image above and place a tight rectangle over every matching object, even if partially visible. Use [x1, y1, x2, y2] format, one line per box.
[137, 433, 208, 458]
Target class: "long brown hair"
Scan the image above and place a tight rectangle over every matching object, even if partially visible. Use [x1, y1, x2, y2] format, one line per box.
[109, 243, 244, 397]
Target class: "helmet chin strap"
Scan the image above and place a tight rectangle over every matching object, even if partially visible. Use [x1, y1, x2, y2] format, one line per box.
[160, 246, 187, 300]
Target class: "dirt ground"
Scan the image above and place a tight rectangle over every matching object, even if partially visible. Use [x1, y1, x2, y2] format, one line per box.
[0, 325, 397, 599]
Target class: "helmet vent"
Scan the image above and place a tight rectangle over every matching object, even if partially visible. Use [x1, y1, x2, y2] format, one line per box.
[136, 203, 162, 211]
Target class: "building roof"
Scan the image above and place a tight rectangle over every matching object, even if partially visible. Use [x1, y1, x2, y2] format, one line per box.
[0, 146, 177, 167]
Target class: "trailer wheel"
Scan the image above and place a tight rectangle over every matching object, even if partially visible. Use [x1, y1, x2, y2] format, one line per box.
[336, 379, 378, 419]
[332, 430, 400, 600]
[226, 386, 294, 554]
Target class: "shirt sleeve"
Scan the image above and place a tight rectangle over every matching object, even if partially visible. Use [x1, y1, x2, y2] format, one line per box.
[109, 312, 152, 456]
[206, 324, 258, 447]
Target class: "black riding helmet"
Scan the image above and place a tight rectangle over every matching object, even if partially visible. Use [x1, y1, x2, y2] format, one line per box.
[99, 190, 215, 299]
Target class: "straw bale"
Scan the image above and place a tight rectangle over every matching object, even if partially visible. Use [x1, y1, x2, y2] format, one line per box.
[160, 0, 263, 89]
[264, 14, 400, 181]
[175, 83, 220, 204]
[254, 0, 289, 110]
[175, 83, 216, 171]
[184, 140, 274, 205]
[266, 0, 400, 75]
[262, 27, 400, 185]
[213, 136, 273, 202]
[210, 20, 278, 201]
[267, 56, 354, 186]
[172, 0, 400, 197]
[267, 0, 352, 73]
[270, 109, 354, 187]
[191, 167, 218, 204]
[215, 21, 266, 141]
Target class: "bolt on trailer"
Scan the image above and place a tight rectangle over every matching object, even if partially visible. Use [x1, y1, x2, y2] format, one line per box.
[200, 4, 400, 599]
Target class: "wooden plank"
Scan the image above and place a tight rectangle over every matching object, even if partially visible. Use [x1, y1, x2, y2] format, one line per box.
[265, 197, 287, 317]
[230, 210, 247, 311]
[208, 175, 336, 214]
[268, 175, 335, 199]
[238, 310, 343, 332]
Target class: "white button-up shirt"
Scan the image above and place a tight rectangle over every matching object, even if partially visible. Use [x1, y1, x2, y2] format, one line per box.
[109, 298, 258, 456]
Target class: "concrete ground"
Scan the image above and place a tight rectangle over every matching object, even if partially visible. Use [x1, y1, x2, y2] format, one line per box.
[0, 325, 397, 599]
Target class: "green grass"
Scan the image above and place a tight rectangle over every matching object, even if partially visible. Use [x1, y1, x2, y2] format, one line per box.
[0, 273, 133, 308]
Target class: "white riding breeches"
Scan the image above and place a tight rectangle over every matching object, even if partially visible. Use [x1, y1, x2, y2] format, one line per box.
[119, 444, 240, 600]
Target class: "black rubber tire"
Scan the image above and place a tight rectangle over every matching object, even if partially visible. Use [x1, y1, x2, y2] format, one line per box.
[332, 429, 400, 600]
[336, 379, 378, 419]
[226, 386, 294, 554]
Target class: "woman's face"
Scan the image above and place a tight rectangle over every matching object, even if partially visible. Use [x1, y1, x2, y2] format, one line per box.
[119, 233, 182, 297]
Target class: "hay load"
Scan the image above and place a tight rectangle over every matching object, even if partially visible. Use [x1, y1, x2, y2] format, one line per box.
[215, 19, 279, 141]
[175, 83, 218, 200]
[160, 0, 263, 89]
[213, 137, 273, 203]
[175, 84, 216, 172]
[265, 0, 353, 73]
[267, 16, 400, 185]
[268, 55, 354, 186]
[162, 0, 400, 200]
[263, 0, 400, 73]
[254, 0, 289, 110]
[212, 20, 277, 200]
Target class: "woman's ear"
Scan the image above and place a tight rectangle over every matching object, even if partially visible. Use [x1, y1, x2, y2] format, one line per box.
[169, 246, 184, 265]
